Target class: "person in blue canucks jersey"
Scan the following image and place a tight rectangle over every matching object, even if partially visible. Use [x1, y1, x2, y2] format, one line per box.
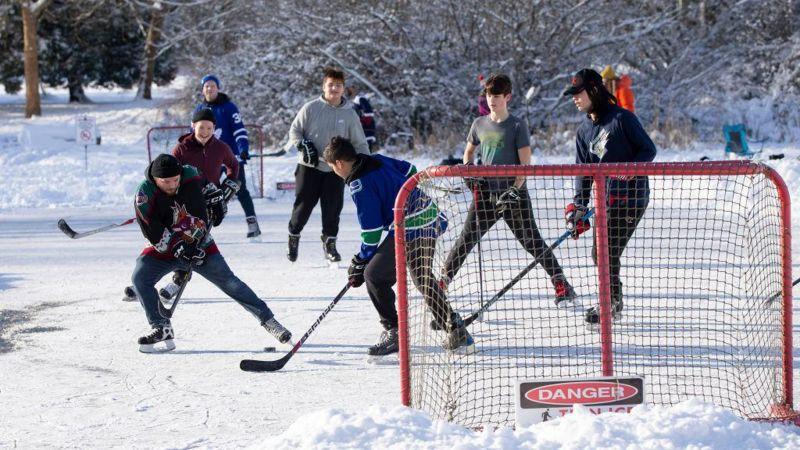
[195, 75, 261, 239]
[323, 136, 475, 356]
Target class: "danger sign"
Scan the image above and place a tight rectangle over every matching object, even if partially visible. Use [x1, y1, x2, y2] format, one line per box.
[515, 376, 644, 426]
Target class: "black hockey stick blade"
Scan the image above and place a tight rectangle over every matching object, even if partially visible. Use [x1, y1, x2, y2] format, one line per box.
[240, 345, 296, 372]
[57, 218, 78, 238]
[240, 283, 351, 372]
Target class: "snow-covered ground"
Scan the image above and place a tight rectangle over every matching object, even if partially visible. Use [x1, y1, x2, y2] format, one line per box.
[1, 82, 800, 448]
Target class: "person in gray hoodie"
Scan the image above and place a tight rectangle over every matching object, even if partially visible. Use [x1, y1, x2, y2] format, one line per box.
[286, 67, 369, 263]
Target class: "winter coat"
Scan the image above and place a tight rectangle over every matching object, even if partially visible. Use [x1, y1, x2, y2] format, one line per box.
[346, 154, 447, 261]
[134, 164, 218, 260]
[171, 133, 239, 187]
[288, 96, 369, 173]
[351, 95, 377, 141]
[616, 75, 635, 113]
[573, 104, 656, 208]
[194, 93, 249, 158]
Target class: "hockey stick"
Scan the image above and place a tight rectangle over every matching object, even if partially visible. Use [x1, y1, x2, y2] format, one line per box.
[240, 282, 351, 372]
[762, 276, 800, 308]
[157, 265, 194, 319]
[462, 208, 595, 327]
[57, 217, 135, 239]
[157, 222, 215, 319]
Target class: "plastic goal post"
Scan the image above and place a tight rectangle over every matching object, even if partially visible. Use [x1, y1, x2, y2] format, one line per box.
[145, 124, 266, 198]
[394, 161, 796, 428]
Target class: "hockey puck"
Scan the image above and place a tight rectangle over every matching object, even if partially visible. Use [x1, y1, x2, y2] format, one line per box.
[263, 346, 276, 352]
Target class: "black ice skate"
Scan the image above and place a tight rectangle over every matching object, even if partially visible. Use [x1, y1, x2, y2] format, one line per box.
[441, 315, 475, 353]
[287, 234, 300, 262]
[138, 325, 175, 353]
[246, 216, 261, 239]
[584, 300, 624, 326]
[552, 274, 577, 307]
[262, 317, 292, 344]
[321, 235, 341, 262]
[159, 271, 186, 300]
[122, 285, 137, 302]
[367, 328, 399, 356]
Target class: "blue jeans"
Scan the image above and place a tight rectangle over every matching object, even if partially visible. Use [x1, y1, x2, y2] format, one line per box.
[131, 253, 273, 328]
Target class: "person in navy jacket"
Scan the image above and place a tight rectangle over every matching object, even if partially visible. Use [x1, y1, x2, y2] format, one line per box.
[195, 75, 261, 239]
[562, 68, 657, 325]
[346, 84, 378, 153]
[323, 136, 475, 357]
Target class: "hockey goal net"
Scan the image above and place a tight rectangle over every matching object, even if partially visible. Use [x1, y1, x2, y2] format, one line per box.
[394, 161, 794, 428]
[145, 124, 265, 198]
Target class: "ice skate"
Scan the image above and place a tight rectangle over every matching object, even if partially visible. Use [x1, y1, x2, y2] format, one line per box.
[138, 325, 175, 353]
[262, 317, 292, 344]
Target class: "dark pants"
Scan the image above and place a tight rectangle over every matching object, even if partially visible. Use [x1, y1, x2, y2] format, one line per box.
[131, 253, 274, 328]
[443, 188, 563, 283]
[236, 164, 256, 217]
[592, 200, 648, 300]
[288, 164, 344, 237]
[365, 236, 455, 330]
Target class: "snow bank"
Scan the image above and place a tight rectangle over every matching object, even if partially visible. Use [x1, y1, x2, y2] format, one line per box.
[264, 400, 800, 450]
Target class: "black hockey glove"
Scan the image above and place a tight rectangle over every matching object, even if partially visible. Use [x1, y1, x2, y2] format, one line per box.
[348, 255, 369, 287]
[565, 203, 591, 239]
[462, 162, 485, 192]
[203, 183, 225, 207]
[172, 240, 206, 265]
[221, 178, 240, 203]
[496, 186, 523, 215]
[298, 139, 318, 167]
[239, 149, 250, 162]
[207, 200, 227, 227]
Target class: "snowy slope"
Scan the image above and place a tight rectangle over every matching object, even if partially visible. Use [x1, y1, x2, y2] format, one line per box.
[1, 83, 800, 449]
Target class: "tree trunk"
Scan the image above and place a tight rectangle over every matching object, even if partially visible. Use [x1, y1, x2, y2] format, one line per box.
[22, 4, 41, 117]
[136, 6, 165, 100]
[67, 73, 90, 103]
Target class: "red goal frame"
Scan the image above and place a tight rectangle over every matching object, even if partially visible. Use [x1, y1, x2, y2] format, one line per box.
[394, 160, 795, 422]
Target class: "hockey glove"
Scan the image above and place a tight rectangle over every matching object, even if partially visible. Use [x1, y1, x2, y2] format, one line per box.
[496, 186, 523, 215]
[207, 200, 227, 227]
[203, 183, 225, 207]
[298, 139, 319, 167]
[221, 178, 241, 203]
[172, 241, 206, 265]
[348, 255, 369, 287]
[462, 163, 485, 192]
[239, 149, 250, 162]
[565, 203, 591, 239]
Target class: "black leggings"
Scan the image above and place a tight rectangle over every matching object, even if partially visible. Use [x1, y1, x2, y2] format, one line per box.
[592, 201, 648, 297]
[365, 236, 455, 330]
[442, 188, 563, 283]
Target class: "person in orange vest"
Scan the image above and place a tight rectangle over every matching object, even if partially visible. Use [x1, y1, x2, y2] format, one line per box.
[601, 65, 635, 113]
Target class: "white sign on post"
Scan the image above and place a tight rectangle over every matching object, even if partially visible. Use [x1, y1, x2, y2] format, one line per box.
[75, 115, 97, 171]
[75, 115, 97, 145]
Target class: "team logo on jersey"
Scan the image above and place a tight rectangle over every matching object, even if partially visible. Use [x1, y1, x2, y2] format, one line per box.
[135, 191, 148, 206]
[349, 179, 363, 194]
[590, 128, 610, 159]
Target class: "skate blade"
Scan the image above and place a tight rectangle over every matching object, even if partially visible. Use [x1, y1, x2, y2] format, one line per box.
[447, 342, 476, 355]
[584, 313, 623, 331]
[555, 298, 581, 309]
[122, 295, 138, 302]
[366, 353, 399, 365]
[138, 339, 176, 353]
